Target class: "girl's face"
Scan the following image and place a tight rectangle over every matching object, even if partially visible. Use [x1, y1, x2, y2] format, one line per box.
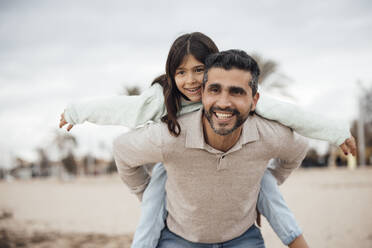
[174, 54, 205, 102]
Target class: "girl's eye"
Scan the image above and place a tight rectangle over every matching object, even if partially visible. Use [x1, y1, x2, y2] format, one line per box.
[177, 71, 185, 75]
[195, 67, 204, 73]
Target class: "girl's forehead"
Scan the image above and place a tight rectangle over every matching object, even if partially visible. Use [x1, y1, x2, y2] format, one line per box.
[177, 54, 204, 68]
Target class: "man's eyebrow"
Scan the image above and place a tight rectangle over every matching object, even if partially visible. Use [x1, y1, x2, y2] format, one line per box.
[207, 83, 221, 88]
[228, 86, 247, 93]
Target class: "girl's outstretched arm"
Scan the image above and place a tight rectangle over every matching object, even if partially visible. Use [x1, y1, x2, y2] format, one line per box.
[59, 84, 166, 131]
[255, 93, 356, 155]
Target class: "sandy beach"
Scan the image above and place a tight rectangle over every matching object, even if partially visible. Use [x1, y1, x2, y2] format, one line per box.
[1, 167, 372, 248]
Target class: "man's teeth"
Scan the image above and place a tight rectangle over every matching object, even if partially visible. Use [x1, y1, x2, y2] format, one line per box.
[215, 112, 233, 119]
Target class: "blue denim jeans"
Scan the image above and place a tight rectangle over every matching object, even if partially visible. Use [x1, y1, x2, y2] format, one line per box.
[131, 161, 302, 248]
[157, 225, 265, 248]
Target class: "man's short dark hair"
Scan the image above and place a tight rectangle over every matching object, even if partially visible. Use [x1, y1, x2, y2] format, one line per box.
[202, 49, 260, 96]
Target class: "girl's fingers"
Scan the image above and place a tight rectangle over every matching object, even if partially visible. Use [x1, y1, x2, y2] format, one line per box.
[339, 137, 357, 157]
[59, 119, 67, 128]
[346, 137, 357, 156]
[59, 113, 65, 127]
[340, 143, 349, 156]
[67, 124, 74, 131]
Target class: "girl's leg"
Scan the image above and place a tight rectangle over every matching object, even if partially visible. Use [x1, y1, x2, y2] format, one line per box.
[257, 161, 302, 246]
[131, 163, 167, 248]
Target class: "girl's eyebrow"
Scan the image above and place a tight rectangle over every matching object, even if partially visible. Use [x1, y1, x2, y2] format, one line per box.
[176, 64, 204, 71]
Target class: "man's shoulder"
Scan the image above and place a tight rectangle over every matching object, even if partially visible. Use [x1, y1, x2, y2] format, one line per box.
[177, 109, 201, 126]
[253, 114, 308, 150]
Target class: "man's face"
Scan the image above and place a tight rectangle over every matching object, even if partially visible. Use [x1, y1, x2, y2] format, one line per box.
[202, 67, 259, 136]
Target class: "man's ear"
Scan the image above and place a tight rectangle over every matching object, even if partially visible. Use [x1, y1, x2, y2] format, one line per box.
[250, 92, 260, 112]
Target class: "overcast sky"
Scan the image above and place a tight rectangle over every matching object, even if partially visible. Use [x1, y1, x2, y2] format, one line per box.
[1, 0, 371, 167]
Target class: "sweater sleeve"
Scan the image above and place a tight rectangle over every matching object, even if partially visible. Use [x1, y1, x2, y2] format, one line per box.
[269, 131, 309, 185]
[63, 84, 166, 129]
[113, 123, 164, 200]
[255, 93, 350, 145]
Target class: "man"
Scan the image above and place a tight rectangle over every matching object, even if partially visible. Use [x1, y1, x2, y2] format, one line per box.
[114, 50, 308, 247]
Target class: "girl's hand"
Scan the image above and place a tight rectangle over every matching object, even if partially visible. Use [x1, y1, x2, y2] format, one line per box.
[59, 113, 74, 131]
[340, 136, 357, 156]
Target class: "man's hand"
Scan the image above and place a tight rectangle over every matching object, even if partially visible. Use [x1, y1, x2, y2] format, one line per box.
[339, 136, 357, 156]
[59, 113, 74, 131]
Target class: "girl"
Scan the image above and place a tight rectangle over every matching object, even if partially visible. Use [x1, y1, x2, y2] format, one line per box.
[60, 32, 355, 248]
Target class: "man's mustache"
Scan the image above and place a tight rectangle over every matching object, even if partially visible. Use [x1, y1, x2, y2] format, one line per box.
[209, 106, 240, 116]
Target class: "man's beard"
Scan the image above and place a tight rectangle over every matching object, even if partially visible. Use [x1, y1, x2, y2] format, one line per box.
[204, 105, 251, 136]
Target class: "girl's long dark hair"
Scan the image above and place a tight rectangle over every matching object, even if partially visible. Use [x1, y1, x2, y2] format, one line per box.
[152, 32, 219, 136]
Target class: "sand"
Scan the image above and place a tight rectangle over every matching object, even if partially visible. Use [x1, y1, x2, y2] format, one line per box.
[1, 167, 372, 248]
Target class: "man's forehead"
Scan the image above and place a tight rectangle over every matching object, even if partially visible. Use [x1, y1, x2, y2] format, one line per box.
[206, 67, 252, 88]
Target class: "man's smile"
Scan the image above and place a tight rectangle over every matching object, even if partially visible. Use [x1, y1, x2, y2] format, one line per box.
[213, 111, 235, 124]
[208, 107, 240, 126]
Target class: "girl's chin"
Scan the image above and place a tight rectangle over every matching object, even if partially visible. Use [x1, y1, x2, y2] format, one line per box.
[181, 93, 201, 102]
[187, 95, 202, 102]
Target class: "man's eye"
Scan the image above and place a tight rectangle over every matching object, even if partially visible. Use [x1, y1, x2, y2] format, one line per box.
[230, 89, 245, 95]
[209, 87, 219, 93]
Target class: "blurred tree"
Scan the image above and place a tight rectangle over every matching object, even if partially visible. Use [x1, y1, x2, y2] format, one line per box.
[0, 168, 4, 180]
[122, 85, 141, 96]
[351, 121, 372, 147]
[361, 84, 372, 124]
[106, 158, 117, 174]
[52, 130, 78, 175]
[36, 148, 50, 177]
[53, 130, 78, 158]
[351, 83, 372, 165]
[82, 153, 96, 175]
[251, 54, 292, 98]
[61, 152, 78, 175]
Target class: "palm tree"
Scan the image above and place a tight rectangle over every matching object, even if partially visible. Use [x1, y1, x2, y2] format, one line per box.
[53, 130, 78, 157]
[251, 53, 292, 98]
[52, 130, 78, 176]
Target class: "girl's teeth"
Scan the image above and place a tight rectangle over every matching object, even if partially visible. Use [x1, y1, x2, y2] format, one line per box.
[186, 87, 200, 92]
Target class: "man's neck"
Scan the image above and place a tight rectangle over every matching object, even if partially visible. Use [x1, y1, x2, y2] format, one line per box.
[202, 116, 242, 153]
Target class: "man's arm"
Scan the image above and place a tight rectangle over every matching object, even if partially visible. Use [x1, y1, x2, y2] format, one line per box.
[269, 130, 308, 185]
[113, 123, 164, 200]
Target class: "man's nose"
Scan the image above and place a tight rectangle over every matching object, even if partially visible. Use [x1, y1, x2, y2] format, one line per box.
[215, 92, 232, 109]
